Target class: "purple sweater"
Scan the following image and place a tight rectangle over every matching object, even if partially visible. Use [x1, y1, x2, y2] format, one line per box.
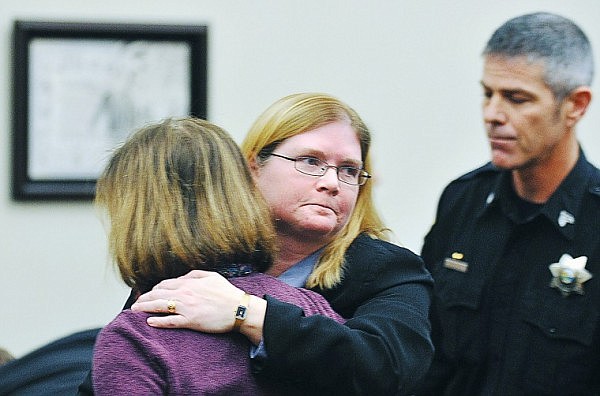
[92, 273, 344, 395]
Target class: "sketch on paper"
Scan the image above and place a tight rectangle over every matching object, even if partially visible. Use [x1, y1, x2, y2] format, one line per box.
[28, 38, 191, 180]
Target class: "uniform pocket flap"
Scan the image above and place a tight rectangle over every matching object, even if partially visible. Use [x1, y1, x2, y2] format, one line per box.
[522, 302, 598, 346]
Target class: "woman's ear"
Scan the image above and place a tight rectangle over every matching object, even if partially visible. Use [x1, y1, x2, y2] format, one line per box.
[564, 86, 592, 128]
[247, 156, 260, 178]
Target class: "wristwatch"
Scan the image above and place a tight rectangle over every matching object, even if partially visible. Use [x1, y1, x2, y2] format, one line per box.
[233, 293, 251, 332]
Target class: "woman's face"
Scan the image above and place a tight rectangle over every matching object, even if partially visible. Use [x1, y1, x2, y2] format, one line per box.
[253, 121, 361, 244]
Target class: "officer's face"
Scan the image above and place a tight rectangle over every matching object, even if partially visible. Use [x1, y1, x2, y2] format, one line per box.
[480, 55, 571, 171]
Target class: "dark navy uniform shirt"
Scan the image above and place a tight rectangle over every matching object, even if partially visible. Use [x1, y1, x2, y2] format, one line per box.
[420, 150, 600, 395]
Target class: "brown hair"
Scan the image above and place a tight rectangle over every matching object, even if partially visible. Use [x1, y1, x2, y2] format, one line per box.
[95, 117, 276, 292]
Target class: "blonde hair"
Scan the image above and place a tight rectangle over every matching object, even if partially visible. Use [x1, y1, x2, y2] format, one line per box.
[241, 93, 388, 289]
[96, 117, 276, 292]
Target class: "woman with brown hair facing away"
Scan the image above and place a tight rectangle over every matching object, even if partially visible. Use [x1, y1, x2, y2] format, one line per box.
[91, 117, 343, 395]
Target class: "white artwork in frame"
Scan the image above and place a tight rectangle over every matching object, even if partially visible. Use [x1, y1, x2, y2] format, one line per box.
[12, 21, 207, 200]
[28, 39, 191, 180]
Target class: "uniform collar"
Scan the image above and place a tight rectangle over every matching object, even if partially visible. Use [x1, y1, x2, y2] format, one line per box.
[480, 151, 596, 240]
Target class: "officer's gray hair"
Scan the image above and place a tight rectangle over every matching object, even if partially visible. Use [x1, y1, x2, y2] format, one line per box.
[483, 12, 594, 101]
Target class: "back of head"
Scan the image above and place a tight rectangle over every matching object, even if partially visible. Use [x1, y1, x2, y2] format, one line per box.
[241, 93, 387, 288]
[96, 117, 276, 291]
[483, 12, 594, 100]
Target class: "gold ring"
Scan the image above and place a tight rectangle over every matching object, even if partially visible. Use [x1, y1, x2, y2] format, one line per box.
[167, 300, 176, 314]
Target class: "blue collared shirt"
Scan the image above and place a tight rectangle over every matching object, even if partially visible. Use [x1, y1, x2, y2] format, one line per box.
[250, 248, 322, 358]
[276, 249, 322, 287]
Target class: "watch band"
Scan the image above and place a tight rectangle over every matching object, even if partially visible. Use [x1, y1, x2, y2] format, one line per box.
[233, 293, 251, 332]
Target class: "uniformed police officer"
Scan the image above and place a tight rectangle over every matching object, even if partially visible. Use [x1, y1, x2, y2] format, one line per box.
[417, 12, 600, 395]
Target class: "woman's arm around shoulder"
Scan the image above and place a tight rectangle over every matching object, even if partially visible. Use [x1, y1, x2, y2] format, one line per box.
[256, 234, 434, 395]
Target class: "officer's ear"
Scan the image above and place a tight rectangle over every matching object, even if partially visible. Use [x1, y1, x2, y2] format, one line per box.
[563, 86, 592, 128]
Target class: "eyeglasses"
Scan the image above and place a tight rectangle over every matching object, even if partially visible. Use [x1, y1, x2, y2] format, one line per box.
[270, 153, 371, 186]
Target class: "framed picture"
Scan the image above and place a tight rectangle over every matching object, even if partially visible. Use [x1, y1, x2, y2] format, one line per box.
[11, 20, 208, 200]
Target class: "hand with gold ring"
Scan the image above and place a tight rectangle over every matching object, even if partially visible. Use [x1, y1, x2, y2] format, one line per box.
[131, 270, 266, 344]
[166, 300, 177, 314]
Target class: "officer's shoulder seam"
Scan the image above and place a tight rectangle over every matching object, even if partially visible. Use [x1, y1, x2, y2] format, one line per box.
[451, 162, 500, 184]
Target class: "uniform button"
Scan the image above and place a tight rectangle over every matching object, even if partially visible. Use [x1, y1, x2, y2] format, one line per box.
[549, 328, 557, 334]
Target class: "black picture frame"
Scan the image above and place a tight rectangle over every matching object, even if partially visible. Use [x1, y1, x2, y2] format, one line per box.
[11, 20, 208, 200]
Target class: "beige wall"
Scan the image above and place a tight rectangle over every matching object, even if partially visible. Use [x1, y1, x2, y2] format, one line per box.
[2, 0, 599, 357]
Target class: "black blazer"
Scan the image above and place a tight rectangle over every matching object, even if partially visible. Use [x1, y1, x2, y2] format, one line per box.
[255, 233, 434, 395]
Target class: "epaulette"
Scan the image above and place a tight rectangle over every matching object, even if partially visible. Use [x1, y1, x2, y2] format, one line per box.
[589, 166, 600, 199]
